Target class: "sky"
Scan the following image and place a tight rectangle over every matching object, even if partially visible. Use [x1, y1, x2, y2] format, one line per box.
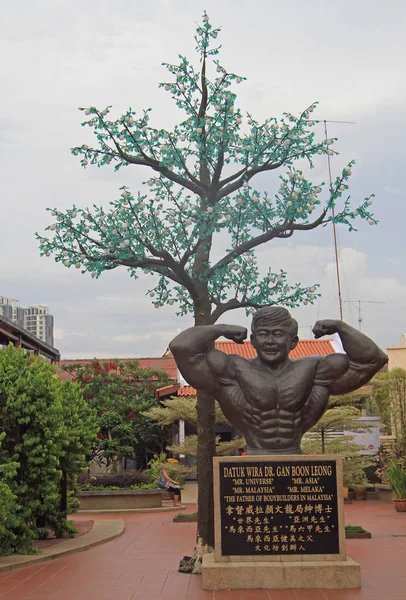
[1, 0, 405, 359]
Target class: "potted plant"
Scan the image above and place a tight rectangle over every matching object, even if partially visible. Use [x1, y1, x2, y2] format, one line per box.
[387, 460, 406, 512]
[342, 454, 373, 501]
[351, 483, 370, 501]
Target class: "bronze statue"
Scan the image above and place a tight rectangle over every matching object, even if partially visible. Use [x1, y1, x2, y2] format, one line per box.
[169, 306, 388, 455]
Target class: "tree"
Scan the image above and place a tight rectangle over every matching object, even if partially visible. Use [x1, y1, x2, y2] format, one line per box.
[302, 390, 375, 488]
[63, 359, 173, 470]
[0, 345, 97, 553]
[37, 12, 376, 547]
[370, 368, 406, 440]
[59, 379, 101, 516]
[370, 369, 406, 481]
[0, 433, 19, 555]
[145, 451, 195, 485]
[144, 395, 244, 458]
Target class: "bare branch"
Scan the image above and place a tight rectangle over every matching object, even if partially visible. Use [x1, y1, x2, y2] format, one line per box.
[167, 136, 202, 188]
[210, 298, 245, 323]
[208, 209, 329, 277]
[217, 160, 285, 200]
[216, 166, 247, 190]
[119, 257, 183, 285]
[210, 284, 316, 324]
[197, 52, 211, 187]
[93, 113, 206, 197]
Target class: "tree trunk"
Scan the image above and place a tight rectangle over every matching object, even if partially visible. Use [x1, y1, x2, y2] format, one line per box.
[194, 296, 216, 548]
[196, 390, 216, 547]
[60, 470, 68, 517]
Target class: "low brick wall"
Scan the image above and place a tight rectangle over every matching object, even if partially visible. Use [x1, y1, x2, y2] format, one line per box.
[375, 484, 393, 503]
[78, 489, 163, 510]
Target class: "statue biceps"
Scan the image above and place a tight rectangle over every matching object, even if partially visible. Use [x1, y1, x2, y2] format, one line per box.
[207, 350, 230, 376]
[326, 353, 350, 378]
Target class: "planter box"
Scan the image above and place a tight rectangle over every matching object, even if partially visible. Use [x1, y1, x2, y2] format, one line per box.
[345, 531, 372, 539]
[78, 489, 163, 510]
[173, 515, 198, 523]
[375, 484, 393, 503]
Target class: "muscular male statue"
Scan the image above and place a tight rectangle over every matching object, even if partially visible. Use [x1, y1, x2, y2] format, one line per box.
[169, 306, 388, 455]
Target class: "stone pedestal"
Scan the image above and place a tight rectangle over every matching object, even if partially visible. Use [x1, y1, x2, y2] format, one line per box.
[202, 554, 361, 590]
[202, 455, 361, 591]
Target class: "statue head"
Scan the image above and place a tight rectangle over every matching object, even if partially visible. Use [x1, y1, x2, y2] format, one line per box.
[250, 306, 299, 365]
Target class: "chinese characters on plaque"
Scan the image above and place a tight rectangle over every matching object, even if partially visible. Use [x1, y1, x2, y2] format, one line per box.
[219, 460, 339, 556]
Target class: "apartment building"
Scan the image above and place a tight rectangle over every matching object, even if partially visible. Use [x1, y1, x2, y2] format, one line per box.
[0, 297, 54, 347]
[25, 305, 54, 347]
[0, 296, 25, 328]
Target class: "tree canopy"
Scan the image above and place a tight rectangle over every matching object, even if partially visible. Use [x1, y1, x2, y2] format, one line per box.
[144, 395, 244, 458]
[37, 12, 376, 323]
[303, 390, 376, 488]
[370, 368, 406, 437]
[63, 359, 173, 469]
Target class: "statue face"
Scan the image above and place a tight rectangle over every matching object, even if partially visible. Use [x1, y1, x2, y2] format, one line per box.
[251, 323, 298, 366]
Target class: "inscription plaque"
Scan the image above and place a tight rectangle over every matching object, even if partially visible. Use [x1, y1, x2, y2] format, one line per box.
[218, 458, 339, 556]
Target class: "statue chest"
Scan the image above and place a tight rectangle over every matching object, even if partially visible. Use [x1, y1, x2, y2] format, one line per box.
[234, 361, 314, 412]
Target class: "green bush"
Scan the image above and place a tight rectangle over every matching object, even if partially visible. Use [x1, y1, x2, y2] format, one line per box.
[345, 525, 367, 533]
[62, 359, 173, 470]
[0, 345, 98, 555]
[0, 441, 19, 555]
[387, 460, 406, 499]
[145, 452, 194, 487]
[75, 470, 158, 493]
[77, 482, 156, 491]
[76, 469, 151, 488]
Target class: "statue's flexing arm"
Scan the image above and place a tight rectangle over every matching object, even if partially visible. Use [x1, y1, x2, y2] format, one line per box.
[169, 324, 247, 394]
[299, 319, 388, 435]
[312, 319, 388, 395]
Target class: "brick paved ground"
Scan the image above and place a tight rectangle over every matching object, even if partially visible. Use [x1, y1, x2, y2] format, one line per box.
[0, 500, 405, 600]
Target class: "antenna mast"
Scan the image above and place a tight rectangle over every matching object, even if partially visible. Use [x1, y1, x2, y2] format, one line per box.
[343, 300, 385, 331]
[320, 119, 355, 320]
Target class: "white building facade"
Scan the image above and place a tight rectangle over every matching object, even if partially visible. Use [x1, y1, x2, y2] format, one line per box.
[0, 297, 54, 347]
[25, 305, 54, 347]
[0, 296, 25, 328]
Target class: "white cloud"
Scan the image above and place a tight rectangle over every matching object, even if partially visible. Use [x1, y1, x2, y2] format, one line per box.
[111, 330, 174, 344]
[245, 243, 406, 350]
[384, 187, 400, 195]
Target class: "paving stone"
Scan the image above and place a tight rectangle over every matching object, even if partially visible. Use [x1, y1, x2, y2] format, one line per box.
[0, 499, 405, 600]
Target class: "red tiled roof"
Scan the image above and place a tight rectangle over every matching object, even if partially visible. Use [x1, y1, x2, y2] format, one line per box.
[174, 339, 335, 397]
[210, 339, 334, 360]
[57, 357, 178, 381]
[177, 386, 200, 397]
[290, 340, 335, 358]
[155, 383, 180, 398]
[58, 339, 335, 393]
[137, 358, 178, 379]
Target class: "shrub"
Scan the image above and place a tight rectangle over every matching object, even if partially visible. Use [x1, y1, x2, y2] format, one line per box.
[62, 359, 173, 470]
[0, 345, 98, 555]
[387, 460, 406, 499]
[345, 525, 367, 533]
[145, 452, 194, 487]
[77, 470, 152, 489]
[0, 449, 19, 555]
